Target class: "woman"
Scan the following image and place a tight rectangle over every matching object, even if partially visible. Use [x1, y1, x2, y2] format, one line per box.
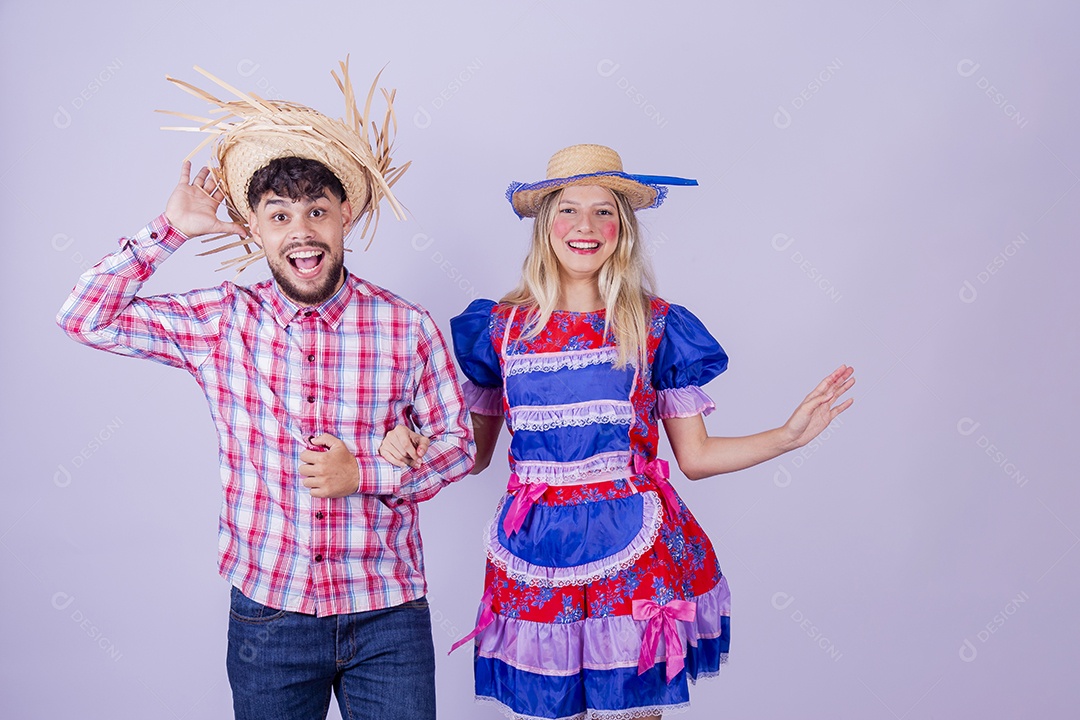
[447, 144, 854, 720]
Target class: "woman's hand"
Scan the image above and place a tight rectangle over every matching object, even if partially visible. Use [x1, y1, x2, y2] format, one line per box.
[379, 424, 431, 470]
[779, 364, 855, 450]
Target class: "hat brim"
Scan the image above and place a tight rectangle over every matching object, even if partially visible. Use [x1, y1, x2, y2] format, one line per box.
[507, 172, 664, 218]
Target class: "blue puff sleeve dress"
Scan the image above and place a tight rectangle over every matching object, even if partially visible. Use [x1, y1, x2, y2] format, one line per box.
[450, 296, 731, 720]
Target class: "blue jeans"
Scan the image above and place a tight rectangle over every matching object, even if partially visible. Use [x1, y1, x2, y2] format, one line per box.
[226, 587, 436, 720]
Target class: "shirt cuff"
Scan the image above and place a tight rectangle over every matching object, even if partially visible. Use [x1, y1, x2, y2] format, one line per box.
[355, 455, 403, 497]
[656, 386, 716, 419]
[110, 215, 189, 276]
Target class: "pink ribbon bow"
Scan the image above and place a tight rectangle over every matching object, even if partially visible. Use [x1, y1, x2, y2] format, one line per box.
[448, 586, 495, 654]
[633, 455, 680, 519]
[503, 473, 548, 536]
[632, 598, 697, 682]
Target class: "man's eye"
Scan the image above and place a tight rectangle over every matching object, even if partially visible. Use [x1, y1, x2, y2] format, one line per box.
[311, 209, 324, 217]
[273, 214, 287, 222]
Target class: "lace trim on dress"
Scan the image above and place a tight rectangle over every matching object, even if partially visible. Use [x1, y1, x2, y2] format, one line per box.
[474, 695, 586, 720]
[591, 703, 692, 720]
[512, 451, 634, 485]
[509, 400, 634, 432]
[486, 491, 663, 587]
[504, 346, 620, 376]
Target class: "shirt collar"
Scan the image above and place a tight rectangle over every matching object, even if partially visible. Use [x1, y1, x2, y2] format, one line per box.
[264, 270, 354, 329]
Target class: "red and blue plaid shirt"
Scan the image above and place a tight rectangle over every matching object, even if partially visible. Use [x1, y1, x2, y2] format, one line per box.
[58, 215, 474, 616]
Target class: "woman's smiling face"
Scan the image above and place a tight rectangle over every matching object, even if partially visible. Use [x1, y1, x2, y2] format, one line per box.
[548, 184, 620, 282]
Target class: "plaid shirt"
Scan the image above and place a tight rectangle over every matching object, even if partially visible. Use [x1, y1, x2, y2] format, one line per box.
[58, 215, 474, 616]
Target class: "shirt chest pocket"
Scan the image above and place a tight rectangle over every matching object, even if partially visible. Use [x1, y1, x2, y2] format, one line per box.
[336, 356, 413, 424]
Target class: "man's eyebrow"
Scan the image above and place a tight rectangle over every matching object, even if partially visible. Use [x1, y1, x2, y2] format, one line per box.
[263, 196, 330, 208]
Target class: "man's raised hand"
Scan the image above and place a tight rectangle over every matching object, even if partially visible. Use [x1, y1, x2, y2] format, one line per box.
[164, 161, 247, 239]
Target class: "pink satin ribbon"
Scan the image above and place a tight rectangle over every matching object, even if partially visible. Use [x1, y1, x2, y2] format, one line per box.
[632, 598, 697, 682]
[633, 455, 680, 518]
[448, 586, 495, 654]
[503, 473, 548, 536]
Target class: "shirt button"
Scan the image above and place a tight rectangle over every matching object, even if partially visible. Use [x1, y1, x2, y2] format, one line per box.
[307, 354, 316, 362]
[315, 511, 324, 520]
[307, 395, 316, 403]
[304, 310, 314, 317]
[149, 232, 158, 239]
[314, 553, 323, 562]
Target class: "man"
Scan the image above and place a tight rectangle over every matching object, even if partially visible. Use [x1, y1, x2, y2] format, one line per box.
[57, 63, 473, 720]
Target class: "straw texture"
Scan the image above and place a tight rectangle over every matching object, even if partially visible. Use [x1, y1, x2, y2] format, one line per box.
[159, 57, 409, 273]
[509, 144, 658, 218]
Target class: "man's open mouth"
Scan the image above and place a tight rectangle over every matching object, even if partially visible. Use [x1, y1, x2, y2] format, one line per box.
[288, 249, 325, 276]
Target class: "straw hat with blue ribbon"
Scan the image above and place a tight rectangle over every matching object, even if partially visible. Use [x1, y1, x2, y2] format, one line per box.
[506, 144, 698, 218]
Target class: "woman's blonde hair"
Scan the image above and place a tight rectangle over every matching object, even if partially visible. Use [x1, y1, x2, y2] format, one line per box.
[502, 187, 655, 369]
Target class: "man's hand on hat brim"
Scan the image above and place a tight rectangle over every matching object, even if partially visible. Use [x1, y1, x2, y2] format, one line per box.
[165, 161, 247, 240]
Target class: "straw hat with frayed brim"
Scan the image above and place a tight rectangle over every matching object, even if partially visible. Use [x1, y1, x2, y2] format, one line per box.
[158, 57, 409, 274]
[506, 144, 698, 219]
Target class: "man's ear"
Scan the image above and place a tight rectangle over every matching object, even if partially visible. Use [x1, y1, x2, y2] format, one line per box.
[340, 200, 353, 231]
[248, 210, 263, 248]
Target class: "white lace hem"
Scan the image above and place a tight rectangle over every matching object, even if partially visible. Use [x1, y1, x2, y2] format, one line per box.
[486, 491, 663, 587]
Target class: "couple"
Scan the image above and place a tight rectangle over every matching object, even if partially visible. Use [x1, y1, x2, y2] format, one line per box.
[57, 61, 854, 720]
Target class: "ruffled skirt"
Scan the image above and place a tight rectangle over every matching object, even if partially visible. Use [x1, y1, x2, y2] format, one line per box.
[464, 476, 730, 720]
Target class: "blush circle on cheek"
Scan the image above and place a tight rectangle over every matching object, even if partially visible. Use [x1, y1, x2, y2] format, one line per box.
[601, 221, 619, 241]
[552, 218, 574, 237]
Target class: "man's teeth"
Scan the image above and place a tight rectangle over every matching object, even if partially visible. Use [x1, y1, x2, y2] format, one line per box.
[288, 249, 324, 275]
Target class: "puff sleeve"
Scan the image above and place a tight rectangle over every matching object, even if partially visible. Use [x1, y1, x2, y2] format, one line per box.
[652, 304, 729, 419]
[450, 298, 504, 416]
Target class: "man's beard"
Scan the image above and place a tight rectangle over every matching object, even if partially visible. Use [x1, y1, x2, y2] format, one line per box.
[267, 248, 346, 306]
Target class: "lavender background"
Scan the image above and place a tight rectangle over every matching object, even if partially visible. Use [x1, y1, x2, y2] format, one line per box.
[3, 1, 1077, 718]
